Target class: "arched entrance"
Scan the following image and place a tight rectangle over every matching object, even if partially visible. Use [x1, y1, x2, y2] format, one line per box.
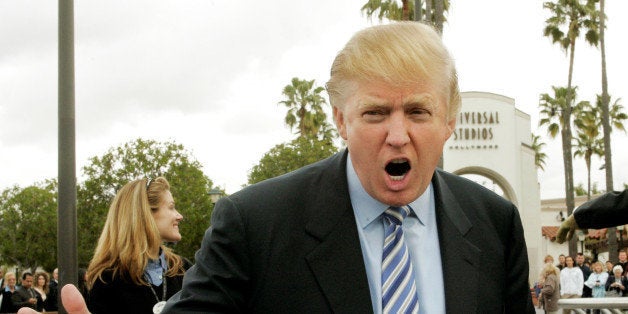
[443, 91, 541, 283]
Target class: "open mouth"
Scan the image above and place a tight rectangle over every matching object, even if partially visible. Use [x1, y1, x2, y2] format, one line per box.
[385, 159, 410, 181]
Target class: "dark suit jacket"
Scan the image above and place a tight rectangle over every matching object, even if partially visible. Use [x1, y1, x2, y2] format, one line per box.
[163, 150, 534, 313]
[11, 286, 43, 311]
[574, 190, 628, 229]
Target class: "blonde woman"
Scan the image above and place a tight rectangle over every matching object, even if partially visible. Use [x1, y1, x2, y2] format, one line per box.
[585, 261, 608, 298]
[1, 272, 17, 313]
[86, 177, 188, 314]
[541, 262, 560, 314]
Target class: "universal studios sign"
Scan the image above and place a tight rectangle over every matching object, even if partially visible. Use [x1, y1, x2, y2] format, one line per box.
[450, 111, 500, 150]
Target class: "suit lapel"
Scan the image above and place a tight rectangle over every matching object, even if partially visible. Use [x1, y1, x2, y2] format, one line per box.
[433, 171, 481, 313]
[304, 151, 373, 313]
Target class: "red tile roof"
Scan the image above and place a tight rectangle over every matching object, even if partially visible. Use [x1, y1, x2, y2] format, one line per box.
[542, 226, 608, 242]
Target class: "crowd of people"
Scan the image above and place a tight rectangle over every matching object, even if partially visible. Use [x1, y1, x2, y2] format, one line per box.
[536, 250, 628, 314]
[0, 268, 58, 313]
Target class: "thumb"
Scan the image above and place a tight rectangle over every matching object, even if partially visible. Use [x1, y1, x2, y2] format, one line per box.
[61, 284, 91, 314]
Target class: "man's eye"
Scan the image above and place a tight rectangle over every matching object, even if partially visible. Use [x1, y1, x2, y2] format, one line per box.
[364, 110, 383, 115]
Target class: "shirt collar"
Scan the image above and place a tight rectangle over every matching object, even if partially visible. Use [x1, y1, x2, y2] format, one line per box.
[147, 248, 167, 271]
[347, 153, 432, 229]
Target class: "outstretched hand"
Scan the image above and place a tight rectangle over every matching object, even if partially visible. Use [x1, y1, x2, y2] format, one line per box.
[556, 214, 578, 244]
[17, 284, 90, 314]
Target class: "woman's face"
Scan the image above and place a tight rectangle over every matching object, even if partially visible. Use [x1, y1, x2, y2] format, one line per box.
[152, 190, 183, 243]
[615, 269, 623, 277]
[566, 257, 574, 267]
[6, 274, 16, 287]
[594, 264, 603, 273]
[37, 275, 46, 287]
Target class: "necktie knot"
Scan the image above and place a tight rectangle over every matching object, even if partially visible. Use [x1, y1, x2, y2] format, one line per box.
[384, 206, 410, 225]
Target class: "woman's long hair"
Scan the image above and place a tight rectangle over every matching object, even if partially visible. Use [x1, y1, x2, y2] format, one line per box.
[86, 177, 184, 288]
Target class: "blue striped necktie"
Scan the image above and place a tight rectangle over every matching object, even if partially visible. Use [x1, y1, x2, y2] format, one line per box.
[382, 205, 419, 314]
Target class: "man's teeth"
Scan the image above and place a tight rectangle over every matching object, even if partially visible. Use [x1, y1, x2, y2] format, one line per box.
[390, 174, 405, 181]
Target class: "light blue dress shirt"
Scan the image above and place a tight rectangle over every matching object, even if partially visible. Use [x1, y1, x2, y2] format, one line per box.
[347, 154, 445, 314]
[144, 249, 167, 286]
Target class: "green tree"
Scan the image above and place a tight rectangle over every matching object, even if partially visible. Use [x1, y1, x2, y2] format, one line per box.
[248, 136, 338, 185]
[0, 180, 58, 272]
[279, 78, 333, 140]
[538, 84, 588, 255]
[543, 0, 599, 238]
[573, 101, 604, 200]
[77, 138, 215, 265]
[531, 133, 548, 171]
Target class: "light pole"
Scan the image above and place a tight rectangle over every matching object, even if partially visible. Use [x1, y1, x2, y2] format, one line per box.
[577, 230, 586, 254]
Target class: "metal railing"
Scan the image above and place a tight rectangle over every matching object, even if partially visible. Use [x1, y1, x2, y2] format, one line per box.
[558, 297, 628, 314]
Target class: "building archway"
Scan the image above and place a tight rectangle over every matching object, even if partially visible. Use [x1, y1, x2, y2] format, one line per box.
[453, 166, 518, 207]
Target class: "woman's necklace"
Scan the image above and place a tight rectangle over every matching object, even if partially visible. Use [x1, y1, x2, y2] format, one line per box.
[147, 269, 167, 314]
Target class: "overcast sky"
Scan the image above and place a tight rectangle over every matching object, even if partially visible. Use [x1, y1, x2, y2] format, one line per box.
[1, 0, 627, 200]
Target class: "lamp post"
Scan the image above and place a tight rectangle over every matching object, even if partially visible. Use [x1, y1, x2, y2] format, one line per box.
[577, 230, 586, 254]
[618, 225, 625, 250]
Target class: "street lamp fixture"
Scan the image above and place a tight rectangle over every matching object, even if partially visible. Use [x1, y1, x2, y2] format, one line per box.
[576, 230, 586, 253]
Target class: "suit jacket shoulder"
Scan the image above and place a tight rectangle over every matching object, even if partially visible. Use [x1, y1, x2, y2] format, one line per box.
[164, 150, 372, 313]
[433, 170, 534, 313]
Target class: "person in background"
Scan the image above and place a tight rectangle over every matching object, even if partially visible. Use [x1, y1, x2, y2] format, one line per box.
[557, 254, 567, 270]
[11, 272, 43, 312]
[617, 250, 628, 277]
[606, 261, 615, 277]
[605, 265, 628, 297]
[556, 190, 628, 243]
[584, 261, 608, 314]
[0, 272, 17, 313]
[86, 177, 189, 314]
[47, 268, 58, 312]
[77, 268, 88, 301]
[537, 254, 558, 308]
[32, 272, 52, 311]
[541, 262, 561, 314]
[561, 256, 583, 314]
[577, 253, 593, 299]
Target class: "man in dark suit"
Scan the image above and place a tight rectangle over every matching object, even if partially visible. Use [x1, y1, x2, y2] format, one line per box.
[19, 21, 534, 314]
[161, 22, 533, 313]
[47, 268, 59, 311]
[12, 272, 43, 312]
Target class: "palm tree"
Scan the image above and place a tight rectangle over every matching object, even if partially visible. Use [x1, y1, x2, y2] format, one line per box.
[531, 133, 548, 171]
[572, 101, 604, 200]
[543, 0, 598, 256]
[361, 0, 449, 32]
[278, 77, 332, 140]
[597, 0, 614, 194]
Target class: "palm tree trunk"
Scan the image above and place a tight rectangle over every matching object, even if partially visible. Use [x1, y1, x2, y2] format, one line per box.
[425, 0, 432, 23]
[599, 0, 617, 262]
[599, 0, 612, 191]
[586, 154, 591, 200]
[414, 0, 422, 22]
[402, 0, 410, 20]
[565, 40, 577, 256]
[434, 0, 444, 34]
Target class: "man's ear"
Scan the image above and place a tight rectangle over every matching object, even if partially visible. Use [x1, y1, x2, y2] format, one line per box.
[333, 106, 348, 140]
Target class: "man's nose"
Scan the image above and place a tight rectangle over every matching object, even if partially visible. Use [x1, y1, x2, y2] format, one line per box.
[386, 113, 410, 147]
